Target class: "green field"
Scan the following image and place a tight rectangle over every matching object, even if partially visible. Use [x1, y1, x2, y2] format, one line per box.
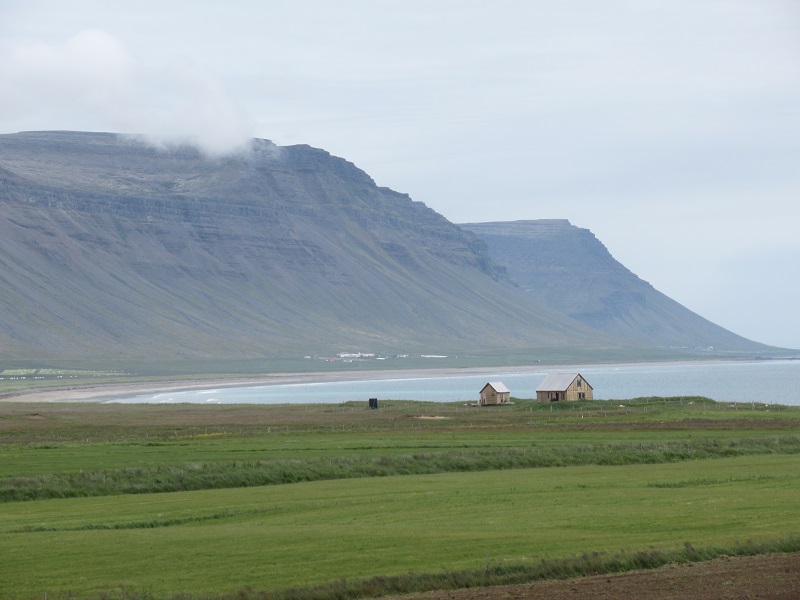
[0, 397, 798, 599]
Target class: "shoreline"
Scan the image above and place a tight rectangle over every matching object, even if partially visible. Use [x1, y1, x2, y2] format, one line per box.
[1, 365, 555, 404]
[0, 359, 767, 404]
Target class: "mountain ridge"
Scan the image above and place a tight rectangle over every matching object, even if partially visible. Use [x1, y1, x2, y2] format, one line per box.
[0, 131, 776, 364]
[460, 220, 770, 352]
[0, 131, 617, 362]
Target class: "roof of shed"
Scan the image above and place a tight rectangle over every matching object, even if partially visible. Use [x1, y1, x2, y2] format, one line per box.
[482, 381, 509, 393]
[536, 373, 588, 392]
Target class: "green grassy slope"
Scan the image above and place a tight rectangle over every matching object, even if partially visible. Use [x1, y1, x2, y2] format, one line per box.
[1, 457, 797, 597]
[0, 399, 798, 597]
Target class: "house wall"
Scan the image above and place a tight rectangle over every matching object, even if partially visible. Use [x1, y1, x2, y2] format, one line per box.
[537, 390, 562, 402]
[537, 376, 593, 402]
[480, 389, 510, 405]
[565, 375, 593, 400]
[480, 389, 498, 405]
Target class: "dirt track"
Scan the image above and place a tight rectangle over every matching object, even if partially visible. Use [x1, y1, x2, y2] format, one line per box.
[387, 553, 800, 599]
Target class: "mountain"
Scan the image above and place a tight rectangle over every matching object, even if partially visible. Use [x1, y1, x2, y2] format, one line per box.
[0, 131, 625, 362]
[460, 220, 768, 351]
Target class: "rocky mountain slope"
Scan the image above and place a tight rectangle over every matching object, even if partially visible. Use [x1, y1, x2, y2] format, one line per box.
[460, 220, 767, 351]
[0, 131, 622, 362]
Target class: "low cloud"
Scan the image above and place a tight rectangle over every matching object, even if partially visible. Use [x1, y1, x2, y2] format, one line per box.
[1, 29, 252, 155]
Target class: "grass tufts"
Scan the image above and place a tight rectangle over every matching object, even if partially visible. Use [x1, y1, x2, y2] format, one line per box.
[3, 435, 798, 502]
[247, 537, 800, 600]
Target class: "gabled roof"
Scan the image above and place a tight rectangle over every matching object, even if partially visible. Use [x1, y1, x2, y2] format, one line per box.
[481, 381, 509, 394]
[536, 373, 590, 392]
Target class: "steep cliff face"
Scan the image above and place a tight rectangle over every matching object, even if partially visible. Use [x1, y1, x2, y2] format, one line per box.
[0, 132, 602, 361]
[461, 220, 767, 351]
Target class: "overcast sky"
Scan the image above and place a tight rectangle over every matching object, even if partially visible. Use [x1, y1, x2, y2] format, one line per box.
[2, 1, 799, 349]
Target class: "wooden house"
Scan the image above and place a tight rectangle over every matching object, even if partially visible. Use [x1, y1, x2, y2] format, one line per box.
[480, 381, 510, 406]
[536, 373, 592, 402]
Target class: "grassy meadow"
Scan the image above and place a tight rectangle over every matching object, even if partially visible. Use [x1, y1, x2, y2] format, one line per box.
[0, 396, 798, 598]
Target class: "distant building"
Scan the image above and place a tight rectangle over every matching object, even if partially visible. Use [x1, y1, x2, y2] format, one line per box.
[480, 381, 511, 406]
[536, 373, 593, 402]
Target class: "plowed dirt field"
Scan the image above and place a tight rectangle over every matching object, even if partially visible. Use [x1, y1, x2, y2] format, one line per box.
[386, 553, 799, 599]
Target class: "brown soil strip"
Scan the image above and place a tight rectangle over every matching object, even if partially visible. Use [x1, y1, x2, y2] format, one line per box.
[386, 553, 800, 600]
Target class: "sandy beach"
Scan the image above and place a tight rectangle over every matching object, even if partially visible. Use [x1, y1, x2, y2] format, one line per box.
[0, 364, 559, 403]
[5, 358, 772, 405]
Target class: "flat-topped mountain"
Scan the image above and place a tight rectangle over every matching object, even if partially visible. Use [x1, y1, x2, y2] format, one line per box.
[0, 132, 774, 363]
[460, 220, 767, 351]
[0, 131, 622, 362]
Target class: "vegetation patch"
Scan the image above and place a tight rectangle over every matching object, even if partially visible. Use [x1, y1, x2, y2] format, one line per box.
[11, 509, 239, 533]
[647, 474, 776, 488]
[2, 454, 798, 596]
[247, 537, 800, 600]
[0, 398, 798, 598]
[2, 436, 798, 501]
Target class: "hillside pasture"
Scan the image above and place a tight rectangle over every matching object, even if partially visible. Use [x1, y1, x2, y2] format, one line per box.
[0, 398, 798, 598]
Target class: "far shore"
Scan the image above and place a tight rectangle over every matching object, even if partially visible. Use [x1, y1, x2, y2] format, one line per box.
[1, 365, 554, 403]
[0, 359, 759, 404]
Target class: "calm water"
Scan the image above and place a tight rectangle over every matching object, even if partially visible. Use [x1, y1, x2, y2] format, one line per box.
[110, 360, 800, 406]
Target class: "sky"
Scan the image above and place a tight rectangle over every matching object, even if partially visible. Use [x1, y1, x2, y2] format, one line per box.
[2, 0, 799, 349]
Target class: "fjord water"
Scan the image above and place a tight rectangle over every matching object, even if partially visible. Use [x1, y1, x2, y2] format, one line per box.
[110, 360, 800, 406]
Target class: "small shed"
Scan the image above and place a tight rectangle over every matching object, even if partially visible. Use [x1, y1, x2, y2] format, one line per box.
[480, 381, 510, 406]
[536, 373, 593, 402]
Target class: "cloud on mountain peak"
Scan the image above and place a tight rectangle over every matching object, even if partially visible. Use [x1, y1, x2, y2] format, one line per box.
[1, 29, 252, 155]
